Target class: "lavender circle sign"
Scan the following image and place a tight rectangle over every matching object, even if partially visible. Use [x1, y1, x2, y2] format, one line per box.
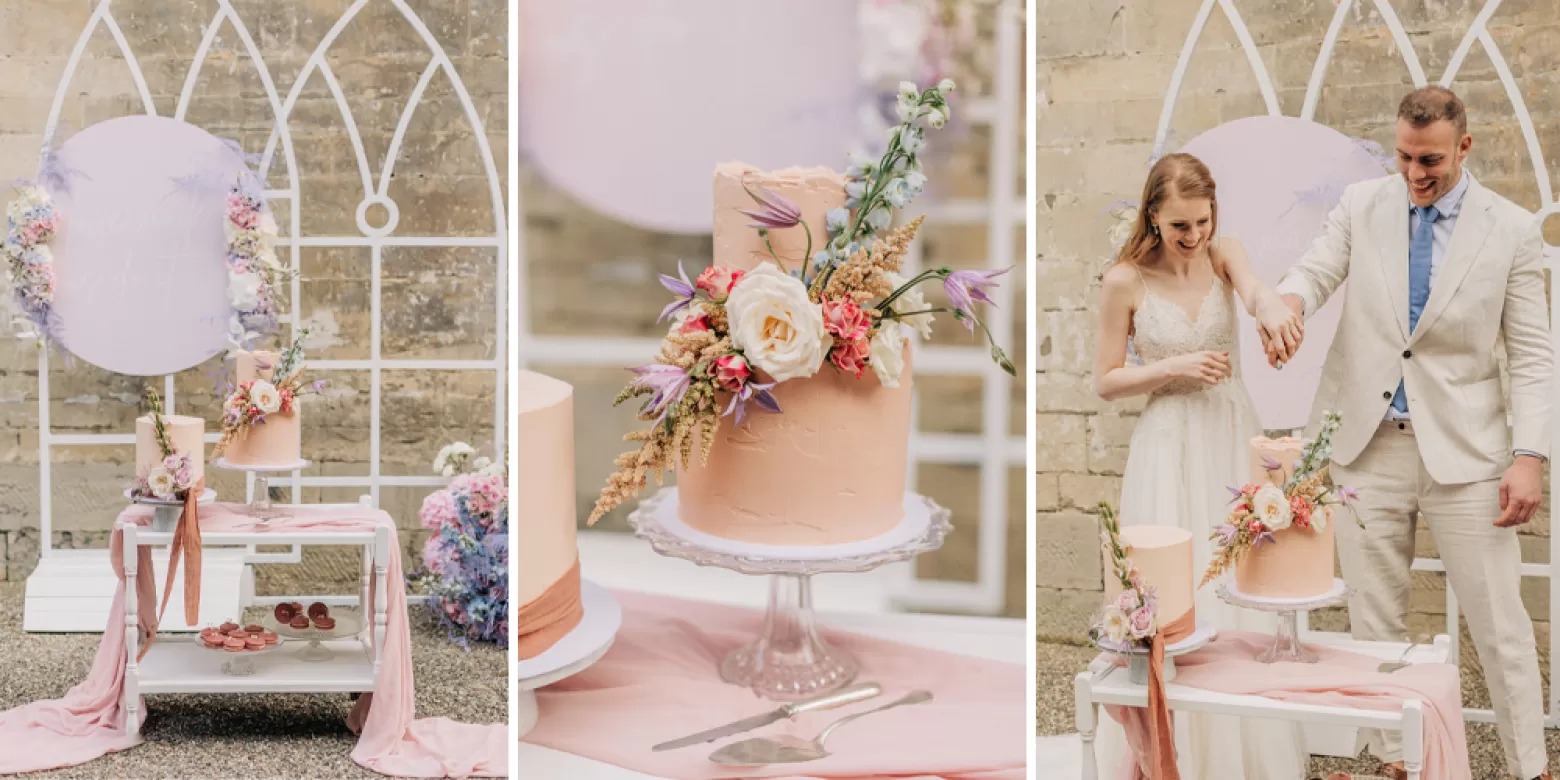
[44, 116, 246, 376]
[1179, 116, 1390, 431]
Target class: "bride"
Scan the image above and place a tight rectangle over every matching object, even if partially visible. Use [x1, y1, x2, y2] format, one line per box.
[1091, 152, 1308, 779]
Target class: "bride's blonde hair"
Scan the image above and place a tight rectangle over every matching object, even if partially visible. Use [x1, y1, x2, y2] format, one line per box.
[1116, 152, 1219, 265]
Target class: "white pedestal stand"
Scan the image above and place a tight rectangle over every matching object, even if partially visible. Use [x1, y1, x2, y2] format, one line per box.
[1215, 578, 1350, 663]
[124, 488, 218, 532]
[1092, 622, 1217, 684]
[517, 579, 622, 740]
[627, 488, 951, 702]
[213, 458, 311, 521]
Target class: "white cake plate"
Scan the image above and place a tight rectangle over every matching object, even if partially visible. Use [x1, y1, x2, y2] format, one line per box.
[1216, 578, 1351, 663]
[213, 457, 312, 520]
[517, 579, 622, 740]
[627, 488, 950, 701]
[125, 488, 217, 532]
[1092, 621, 1217, 685]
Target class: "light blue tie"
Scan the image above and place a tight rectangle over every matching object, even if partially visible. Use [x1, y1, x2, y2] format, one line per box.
[1392, 205, 1439, 415]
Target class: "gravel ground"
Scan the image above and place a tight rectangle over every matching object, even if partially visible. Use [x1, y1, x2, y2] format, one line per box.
[0, 582, 506, 779]
[1038, 636, 1558, 780]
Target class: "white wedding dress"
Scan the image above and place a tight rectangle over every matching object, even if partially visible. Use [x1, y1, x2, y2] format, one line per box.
[1093, 269, 1309, 779]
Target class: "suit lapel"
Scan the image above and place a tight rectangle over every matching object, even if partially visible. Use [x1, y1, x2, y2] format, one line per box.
[1410, 179, 1492, 344]
[1373, 178, 1411, 342]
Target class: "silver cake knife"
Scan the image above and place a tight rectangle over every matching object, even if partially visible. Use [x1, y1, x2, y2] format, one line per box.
[651, 683, 881, 752]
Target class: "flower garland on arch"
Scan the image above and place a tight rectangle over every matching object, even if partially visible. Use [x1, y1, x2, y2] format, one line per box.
[1, 179, 285, 349]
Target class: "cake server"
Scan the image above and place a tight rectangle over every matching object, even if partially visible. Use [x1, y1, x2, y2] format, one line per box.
[650, 682, 881, 752]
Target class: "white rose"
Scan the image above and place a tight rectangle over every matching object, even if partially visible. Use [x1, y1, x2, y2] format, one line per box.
[229, 271, 263, 311]
[147, 467, 176, 499]
[434, 442, 475, 476]
[869, 325, 907, 388]
[249, 380, 281, 414]
[1102, 607, 1129, 645]
[724, 263, 830, 382]
[1252, 484, 1293, 531]
[882, 272, 934, 340]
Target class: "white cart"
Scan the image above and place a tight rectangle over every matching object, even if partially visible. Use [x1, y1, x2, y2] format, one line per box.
[1074, 634, 1452, 780]
[118, 518, 392, 737]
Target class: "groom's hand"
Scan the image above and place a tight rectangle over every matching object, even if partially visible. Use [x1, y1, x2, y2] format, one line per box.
[1259, 294, 1306, 368]
[1496, 455, 1545, 527]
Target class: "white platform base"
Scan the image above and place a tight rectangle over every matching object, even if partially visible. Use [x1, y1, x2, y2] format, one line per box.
[518, 580, 621, 741]
[23, 548, 254, 633]
[140, 637, 375, 693]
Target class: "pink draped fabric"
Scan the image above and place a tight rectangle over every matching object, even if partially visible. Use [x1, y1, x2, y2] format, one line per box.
[0, 504, 507, 778]
[523, 590, 1026, 779]
[1104, 631, 1470, 780]
[0, 521, 155, 775]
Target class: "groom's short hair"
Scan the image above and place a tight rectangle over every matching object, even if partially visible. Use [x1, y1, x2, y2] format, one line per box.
[1398, 86, 1467, 136]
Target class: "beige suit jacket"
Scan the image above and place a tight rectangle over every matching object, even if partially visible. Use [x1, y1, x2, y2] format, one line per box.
[1276, 174, 1552, 485]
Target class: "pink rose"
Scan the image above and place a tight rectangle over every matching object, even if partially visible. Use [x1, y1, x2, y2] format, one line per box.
[680, 312, 712, 334]
[1247, 520, 1265, 534]
[695, 266, 745, 300]
[829, 337, 871, 377]
[1129, 606, 1156, 639]
[712, 354, 752, 392]
[1289, 495, 1312, 525]
[1240, 482, 1262, 496]
[822, 298, 871, 341]
[1114, 590, 1139, 613]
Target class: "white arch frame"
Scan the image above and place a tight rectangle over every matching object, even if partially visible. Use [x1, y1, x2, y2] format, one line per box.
[514, 0, 1026, 615]
[32, 0, 507, 564]
[1156, 0, 1560, 726]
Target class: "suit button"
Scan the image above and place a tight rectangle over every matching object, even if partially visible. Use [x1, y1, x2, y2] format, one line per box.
[1398, 422, 1406, 430]
[1402, 350, 1412, 358]
[1383, 391, 1392, 400]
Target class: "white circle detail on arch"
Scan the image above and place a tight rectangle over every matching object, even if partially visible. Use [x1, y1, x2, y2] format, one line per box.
[1179, 115, 1391, 431]
[41, 115, 261, 376]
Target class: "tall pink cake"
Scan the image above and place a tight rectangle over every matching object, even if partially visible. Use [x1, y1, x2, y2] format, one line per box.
[1233, 436, 1337, 599]
[516, 371, 583, 660]
[135, 414, 205, 481]
[1103, 525, 1194, 627]
[674, 163, 913, 546]
[223, 350, 302, 466]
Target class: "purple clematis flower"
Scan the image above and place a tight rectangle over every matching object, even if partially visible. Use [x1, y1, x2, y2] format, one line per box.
[943, 267, 1010, 331]
[1251, 529, 1278, 549]
[722, 380, 782, 426]
[1337, 486, 1360, 506]
[1260, 454, 1283, 471]
[739, 186, 802, 229]
[1213, 523, 1238, 546]
[657, 262, 696, 323]
[628, 363, 691, 422]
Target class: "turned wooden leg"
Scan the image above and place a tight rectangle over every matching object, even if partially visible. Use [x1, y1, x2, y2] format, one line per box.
[372, 527, 389, 676]
[1076, 672, 1099, 780]
[1402, 699, 1424, 780]
[122, 524, 141, 738]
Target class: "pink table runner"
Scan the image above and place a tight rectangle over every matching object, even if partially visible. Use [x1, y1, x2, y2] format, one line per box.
[0, 503, 506, 778]
[1104, 631, 1470, 780]
[523, 590, 1026, 779]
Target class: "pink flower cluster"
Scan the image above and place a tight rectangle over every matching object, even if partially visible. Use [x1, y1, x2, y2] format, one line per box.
[695, 266, 744, 300]
[226, 193, 261, 230]
[822, 298, 874, 377]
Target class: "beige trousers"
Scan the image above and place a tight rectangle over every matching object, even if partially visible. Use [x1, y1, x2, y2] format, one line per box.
[1332, 420, 1545, 778]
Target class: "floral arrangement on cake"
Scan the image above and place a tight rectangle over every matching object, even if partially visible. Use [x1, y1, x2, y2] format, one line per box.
[415, 441, 507, 647]
[2, 183, 61, 343]
[212, 328, 325, 457]
[586, 79, 1014, 524]
[1090, 502, 1160, 650]
[223, 183, 289, 349]
[131, 387, 198, 501]
[1199, 411, 1359, 587]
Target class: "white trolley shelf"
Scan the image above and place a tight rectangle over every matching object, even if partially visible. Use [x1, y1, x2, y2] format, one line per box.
[118, 521, 392, 736]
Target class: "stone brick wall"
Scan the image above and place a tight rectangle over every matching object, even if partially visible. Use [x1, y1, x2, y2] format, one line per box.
[1037, 0, 1560, 643]
[0, 0, 507, 581]
[520, 3, 1030, 616]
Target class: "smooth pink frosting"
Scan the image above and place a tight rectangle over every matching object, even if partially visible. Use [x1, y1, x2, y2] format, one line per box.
[135, 414, 205, 481]
[517, 371, 578, 608]
[1103, 525, 1193, 625]
[676, 349, 912, 545]
[1234, 437, 1337, 598]
[223, 349, 301, 466]
[712, 162, 845, 272]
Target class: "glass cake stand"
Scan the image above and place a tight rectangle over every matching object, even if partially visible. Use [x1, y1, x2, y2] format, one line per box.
[213, 458, 311, 521]
[267, 611, 363, 662]
[627, 488, 951, 701]
[125, 488, 217, 531]
[1216, 578, 1350, 663]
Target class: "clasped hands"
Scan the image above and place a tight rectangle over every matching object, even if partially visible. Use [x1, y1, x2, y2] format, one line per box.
[1256, 292, 1305, 368]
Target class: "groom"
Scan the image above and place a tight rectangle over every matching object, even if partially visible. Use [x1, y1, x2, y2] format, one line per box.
[1261, 86, 1554, 780]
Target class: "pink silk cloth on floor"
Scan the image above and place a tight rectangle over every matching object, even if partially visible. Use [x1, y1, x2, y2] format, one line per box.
[1103, 631, 1470, 780]
[522, 590, 1027, 780]
[0, 503, 507, 778]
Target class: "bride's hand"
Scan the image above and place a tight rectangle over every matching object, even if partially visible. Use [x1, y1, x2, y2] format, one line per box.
[1160, 351, 1232, 385]
[1255, 293, 1303, 365]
